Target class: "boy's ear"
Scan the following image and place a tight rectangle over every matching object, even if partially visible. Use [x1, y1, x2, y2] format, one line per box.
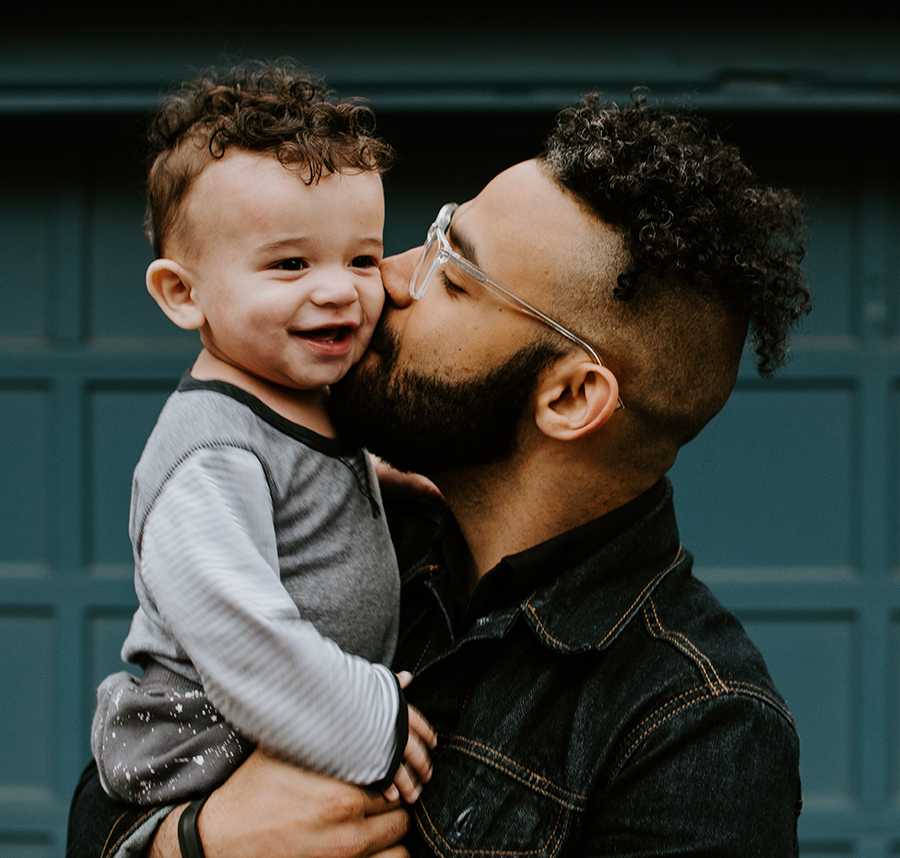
[145, 259, 205, 330]
[533, 358, 620, 442]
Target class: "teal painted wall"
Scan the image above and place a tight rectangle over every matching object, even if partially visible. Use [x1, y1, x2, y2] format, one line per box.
[1, 14, 899, 857]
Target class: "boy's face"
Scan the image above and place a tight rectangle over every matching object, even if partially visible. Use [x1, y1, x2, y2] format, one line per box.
[177, 150, 386, 391]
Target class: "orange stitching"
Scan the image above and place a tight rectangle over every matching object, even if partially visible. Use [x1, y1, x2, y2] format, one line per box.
[100, 811, 128, 858]
[524, 546, 685, 652]
[728, 681, 796, 726]
[416, 797, 567, 856]
[643, 598, 727, 695]
[445, 735, 587, 807]
[103, 808, 161, 858]
[617, 690, 715, 778]
[613, 683, 798, 781]
[413, 635, 433, 675]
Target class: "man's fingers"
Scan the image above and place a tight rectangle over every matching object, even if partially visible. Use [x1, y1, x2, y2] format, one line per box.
[392, 763, 421, 804]
[356, 806, 411, 853]
[408, 705, 438, 749]
[396, 671, 413, 690]
[360, 789, 401, 816]
[403, 733, 432, 784]
[371, 847, 410, 858]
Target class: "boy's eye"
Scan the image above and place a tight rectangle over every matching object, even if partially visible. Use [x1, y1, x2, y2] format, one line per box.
[351, 255, 379, 268]
[274, 258, 308, 271]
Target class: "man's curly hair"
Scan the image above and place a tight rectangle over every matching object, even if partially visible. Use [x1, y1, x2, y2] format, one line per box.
[542, 92, 809, 380]
[145, 60, 394, 258]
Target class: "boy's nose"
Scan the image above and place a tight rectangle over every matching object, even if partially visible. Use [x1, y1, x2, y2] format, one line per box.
[380, 247, 418, 309]
[308, 274, 359, 307]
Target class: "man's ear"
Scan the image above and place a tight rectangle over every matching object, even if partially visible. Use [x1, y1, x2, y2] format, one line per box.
[145, 259, 205, 330]
[534, 359, 621, 441]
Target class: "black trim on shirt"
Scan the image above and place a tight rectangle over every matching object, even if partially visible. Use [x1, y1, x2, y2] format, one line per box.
[365, 673, 409, 793]
[177, 372, 356, 458]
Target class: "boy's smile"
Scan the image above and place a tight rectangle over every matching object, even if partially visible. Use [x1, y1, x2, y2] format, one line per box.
[158, 149, 386, 396]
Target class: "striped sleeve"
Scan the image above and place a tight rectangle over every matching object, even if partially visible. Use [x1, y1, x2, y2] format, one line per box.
[137, 445, 404, 785]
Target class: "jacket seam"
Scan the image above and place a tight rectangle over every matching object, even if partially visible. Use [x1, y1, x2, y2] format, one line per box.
[443, 734, 588, 809]
[101, 808, 160, 858]
[642, 596, 728, 695]
[522, 545, 685, 653]
[611, 683, 799, 782]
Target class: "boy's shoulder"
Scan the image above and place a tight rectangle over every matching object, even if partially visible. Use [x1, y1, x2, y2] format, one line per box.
[137, 378, 273, 471]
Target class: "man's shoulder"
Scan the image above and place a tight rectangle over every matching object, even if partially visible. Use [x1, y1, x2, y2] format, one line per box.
[599, 559, 797, 777]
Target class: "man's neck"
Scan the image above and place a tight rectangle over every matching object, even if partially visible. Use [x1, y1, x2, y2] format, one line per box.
[435, 450, 661, 591]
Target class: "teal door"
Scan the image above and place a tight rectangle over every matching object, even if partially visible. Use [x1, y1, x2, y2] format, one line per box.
[1, 32, 898, 857]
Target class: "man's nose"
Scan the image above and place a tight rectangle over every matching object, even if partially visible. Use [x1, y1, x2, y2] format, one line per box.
[380, 247, 419, 309]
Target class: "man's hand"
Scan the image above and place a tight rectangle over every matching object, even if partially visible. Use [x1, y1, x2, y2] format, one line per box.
[370, 454, 442, 501]
[149, 750, 410, 858]
[383, 671, 438, 804]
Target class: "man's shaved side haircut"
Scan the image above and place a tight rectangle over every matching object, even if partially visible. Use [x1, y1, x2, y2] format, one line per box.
[144, 60, 395, 259]
[540, 93, 810, 465]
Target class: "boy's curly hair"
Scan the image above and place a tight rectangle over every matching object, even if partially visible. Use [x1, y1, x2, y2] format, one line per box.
[145, 60, 394, 258]
[542, 92, 809, 379]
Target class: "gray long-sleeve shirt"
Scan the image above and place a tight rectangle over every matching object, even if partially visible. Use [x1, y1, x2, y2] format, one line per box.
[91, 373, 402, 803]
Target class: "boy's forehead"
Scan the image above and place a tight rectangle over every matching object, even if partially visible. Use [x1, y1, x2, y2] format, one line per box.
[186, 151, 312, 244]
[182, 150, 384, 254]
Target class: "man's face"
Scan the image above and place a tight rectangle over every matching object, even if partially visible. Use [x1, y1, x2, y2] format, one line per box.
[329, 159, 602, 475]
[179, 151, 386, 390]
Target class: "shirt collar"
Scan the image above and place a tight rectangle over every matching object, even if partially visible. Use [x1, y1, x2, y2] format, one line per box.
[420, 478, 681, 650]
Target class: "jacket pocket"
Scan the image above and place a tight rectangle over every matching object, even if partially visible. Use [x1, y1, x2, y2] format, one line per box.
[413, 735, 581, 858]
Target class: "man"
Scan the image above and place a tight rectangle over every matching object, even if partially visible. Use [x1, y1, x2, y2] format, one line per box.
[68, 93, 808, 857]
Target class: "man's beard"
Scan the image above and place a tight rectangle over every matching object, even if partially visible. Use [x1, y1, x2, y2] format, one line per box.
[327, 317, 563, 477]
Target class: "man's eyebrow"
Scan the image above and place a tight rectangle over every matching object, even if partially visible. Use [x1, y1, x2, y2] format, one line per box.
[447, 222, 479, 267]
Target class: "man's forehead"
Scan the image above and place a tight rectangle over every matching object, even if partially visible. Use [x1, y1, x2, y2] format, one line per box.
[452, 159, 610, 279]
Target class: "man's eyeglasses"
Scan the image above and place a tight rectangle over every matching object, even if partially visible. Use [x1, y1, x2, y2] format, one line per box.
[409, 202, 624, 411]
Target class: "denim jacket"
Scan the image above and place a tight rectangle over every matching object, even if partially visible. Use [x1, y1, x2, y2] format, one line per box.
[67, 478, 801, 858]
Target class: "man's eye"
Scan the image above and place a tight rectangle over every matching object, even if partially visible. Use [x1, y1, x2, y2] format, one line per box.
[274, 258, 308, 271]
[439, 270, 466, 297]
[351, 255, 379, 268]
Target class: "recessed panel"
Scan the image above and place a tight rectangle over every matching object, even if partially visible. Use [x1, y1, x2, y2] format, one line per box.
[890, 616, 900, 804]
[85, 165, 192, 345]
[797, 845, 854, 858]
[0, 386, 50, 574]
[671, 384, 855, 570]
[892, 388, 900, 573]
[0, 613, 55, 794]
[87, 612, 139, 733]
[85, 383, 175, 572]
[0, 839, 51, 858]
[0, 160, 52, 339]
[738, 612, 856, 809]
[790, 182, 858, 340]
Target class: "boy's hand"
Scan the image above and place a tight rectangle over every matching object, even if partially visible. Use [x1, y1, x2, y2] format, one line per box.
[383, 671, 438, 804]
[370, 454, 442, 501]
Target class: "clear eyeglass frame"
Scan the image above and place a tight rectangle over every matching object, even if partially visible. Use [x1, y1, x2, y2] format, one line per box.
[409, 202, 625, 411]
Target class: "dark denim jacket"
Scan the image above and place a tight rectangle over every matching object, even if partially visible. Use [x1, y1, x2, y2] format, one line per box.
[67, 478, 801, 857]
[390, 478, 801, 857]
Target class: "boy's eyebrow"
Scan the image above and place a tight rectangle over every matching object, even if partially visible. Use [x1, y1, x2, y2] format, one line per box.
[255, 236, 384, 255]
[447, 223, 479, 267]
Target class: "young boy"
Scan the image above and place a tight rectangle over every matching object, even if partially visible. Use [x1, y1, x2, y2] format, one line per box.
[90, 62, 434, 807]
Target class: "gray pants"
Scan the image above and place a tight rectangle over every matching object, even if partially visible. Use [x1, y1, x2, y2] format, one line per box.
[91, 662, 251, 804]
